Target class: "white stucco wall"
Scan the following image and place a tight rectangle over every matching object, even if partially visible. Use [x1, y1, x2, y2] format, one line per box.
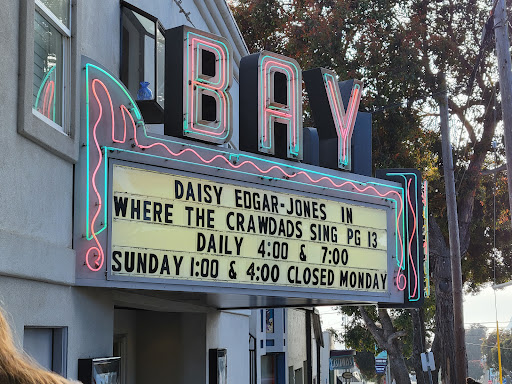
[0, 0, 246, 279]
[320, 332, 332, 384]
[0, 0, 75, 286]
[287, 309, 307, 372]
[0, 277, 113, 381]
[1, 0, 251, 381]
[78, 0, 244, 148]
[206, 310, 251, 384]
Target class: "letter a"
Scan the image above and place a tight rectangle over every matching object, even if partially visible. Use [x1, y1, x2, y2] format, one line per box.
[240, 51, 303, 160]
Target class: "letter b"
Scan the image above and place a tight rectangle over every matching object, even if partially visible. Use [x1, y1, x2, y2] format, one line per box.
[165, 26, 233, 144]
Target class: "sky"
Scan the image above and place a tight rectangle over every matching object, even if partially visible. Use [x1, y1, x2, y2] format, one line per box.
[463, 283, 512, 330]
[318, 283, 512, 349]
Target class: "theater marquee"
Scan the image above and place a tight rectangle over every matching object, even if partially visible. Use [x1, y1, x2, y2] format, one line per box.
[110, 164, 389, 292]
[75, 24, 427, 308]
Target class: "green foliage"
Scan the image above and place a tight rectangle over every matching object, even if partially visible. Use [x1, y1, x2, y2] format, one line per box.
[340, 307, 377, 353]
[231, 0, 439, 181]
[229, 0, 288, 52]
[483, 329, 512, 374]
[341, 307, 411, 358]
[338, 290, 436, 373]
[464, 170, 512, 290]
[355, 351, 378, 382]
[467, 324, 486, 360]
[468, 359, 485, 381]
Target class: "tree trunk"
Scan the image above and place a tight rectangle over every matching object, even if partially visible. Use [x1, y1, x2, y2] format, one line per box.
[359, 307, 411, 384]
[429, 217, 457, 384]
[411, 308, 430, 384]
[389, 355, 412, 384]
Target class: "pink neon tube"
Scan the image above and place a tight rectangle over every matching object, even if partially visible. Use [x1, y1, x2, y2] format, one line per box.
[85, 78, 109, 271]
[188, 37, 228, 137]
[406, 178, 419, 298]
[326, 78, 359, 162]
[42, 81, 55, 119]
[262, 59, 297, 148]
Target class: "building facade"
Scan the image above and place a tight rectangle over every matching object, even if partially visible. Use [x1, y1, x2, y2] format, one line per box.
[2, 0, 254, 382]
[1, 0, 425, 382]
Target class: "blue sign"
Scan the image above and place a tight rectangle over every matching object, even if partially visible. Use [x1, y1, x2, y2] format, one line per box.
[376, 366, 386, 374]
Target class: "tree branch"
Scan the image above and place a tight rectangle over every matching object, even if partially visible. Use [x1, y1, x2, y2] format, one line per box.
[387, 330, 408, 345]
[481, 164, 507, 175]
[448, 98, 477, 144]
[358, 306, 386, 347]
[457, 109, 496, 256]
[378, 308, 396, 336]
[378, 309, 406, 349]
[427, 216, 449, 272]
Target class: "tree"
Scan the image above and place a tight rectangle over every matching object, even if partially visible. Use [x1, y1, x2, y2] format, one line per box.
[230, 0, 512, 382]
[355, 351, 378, 382]
[483, 329, 512, 375]
[340, 296, 435, 384]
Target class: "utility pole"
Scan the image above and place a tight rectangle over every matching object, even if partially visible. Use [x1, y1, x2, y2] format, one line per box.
[494, 0, 512, 230]
[438, 74, 467, 384]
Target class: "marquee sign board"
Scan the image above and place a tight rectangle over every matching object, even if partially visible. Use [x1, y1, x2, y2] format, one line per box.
[110, 164, 389, 292]
[74, 24, 426, 309]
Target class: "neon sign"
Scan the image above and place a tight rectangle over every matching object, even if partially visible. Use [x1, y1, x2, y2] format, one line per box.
[240, 51, 302, 160]
[422, 180, 430, 297]
[78, 61, 412, 306]
[165, 26, 233, 144]
[303, 68, 363, 171]
[376, 169, 425, 304]
[323, 72, 362, 170]
[163, 27, 363, 170]
[75, 23, 427, 307]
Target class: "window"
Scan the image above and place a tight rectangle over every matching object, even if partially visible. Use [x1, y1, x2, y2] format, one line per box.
[24, 327, 68, 376]
[120, 2, 165, 123]
[262, 353, 285, 384]
[33, 0, 70, 132]
[18, 0, 79, 162]
[266, 309, 274, 333]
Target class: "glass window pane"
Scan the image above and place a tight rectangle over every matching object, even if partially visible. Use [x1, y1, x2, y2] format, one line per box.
[143, 34, 155, 92]
[121, 7, 156, 100]
[40, 0, 70, 28]
[33, 10, 63, 126]
[134, 13, 155, 36]
[261, 355, 276, 384]
[156, 28, 165, 107]
[266, 309, 274, 333]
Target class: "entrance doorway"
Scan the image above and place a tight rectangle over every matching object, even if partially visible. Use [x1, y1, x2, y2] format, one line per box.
[113, 308, 206, 384]
[261, 353, 286, 384]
